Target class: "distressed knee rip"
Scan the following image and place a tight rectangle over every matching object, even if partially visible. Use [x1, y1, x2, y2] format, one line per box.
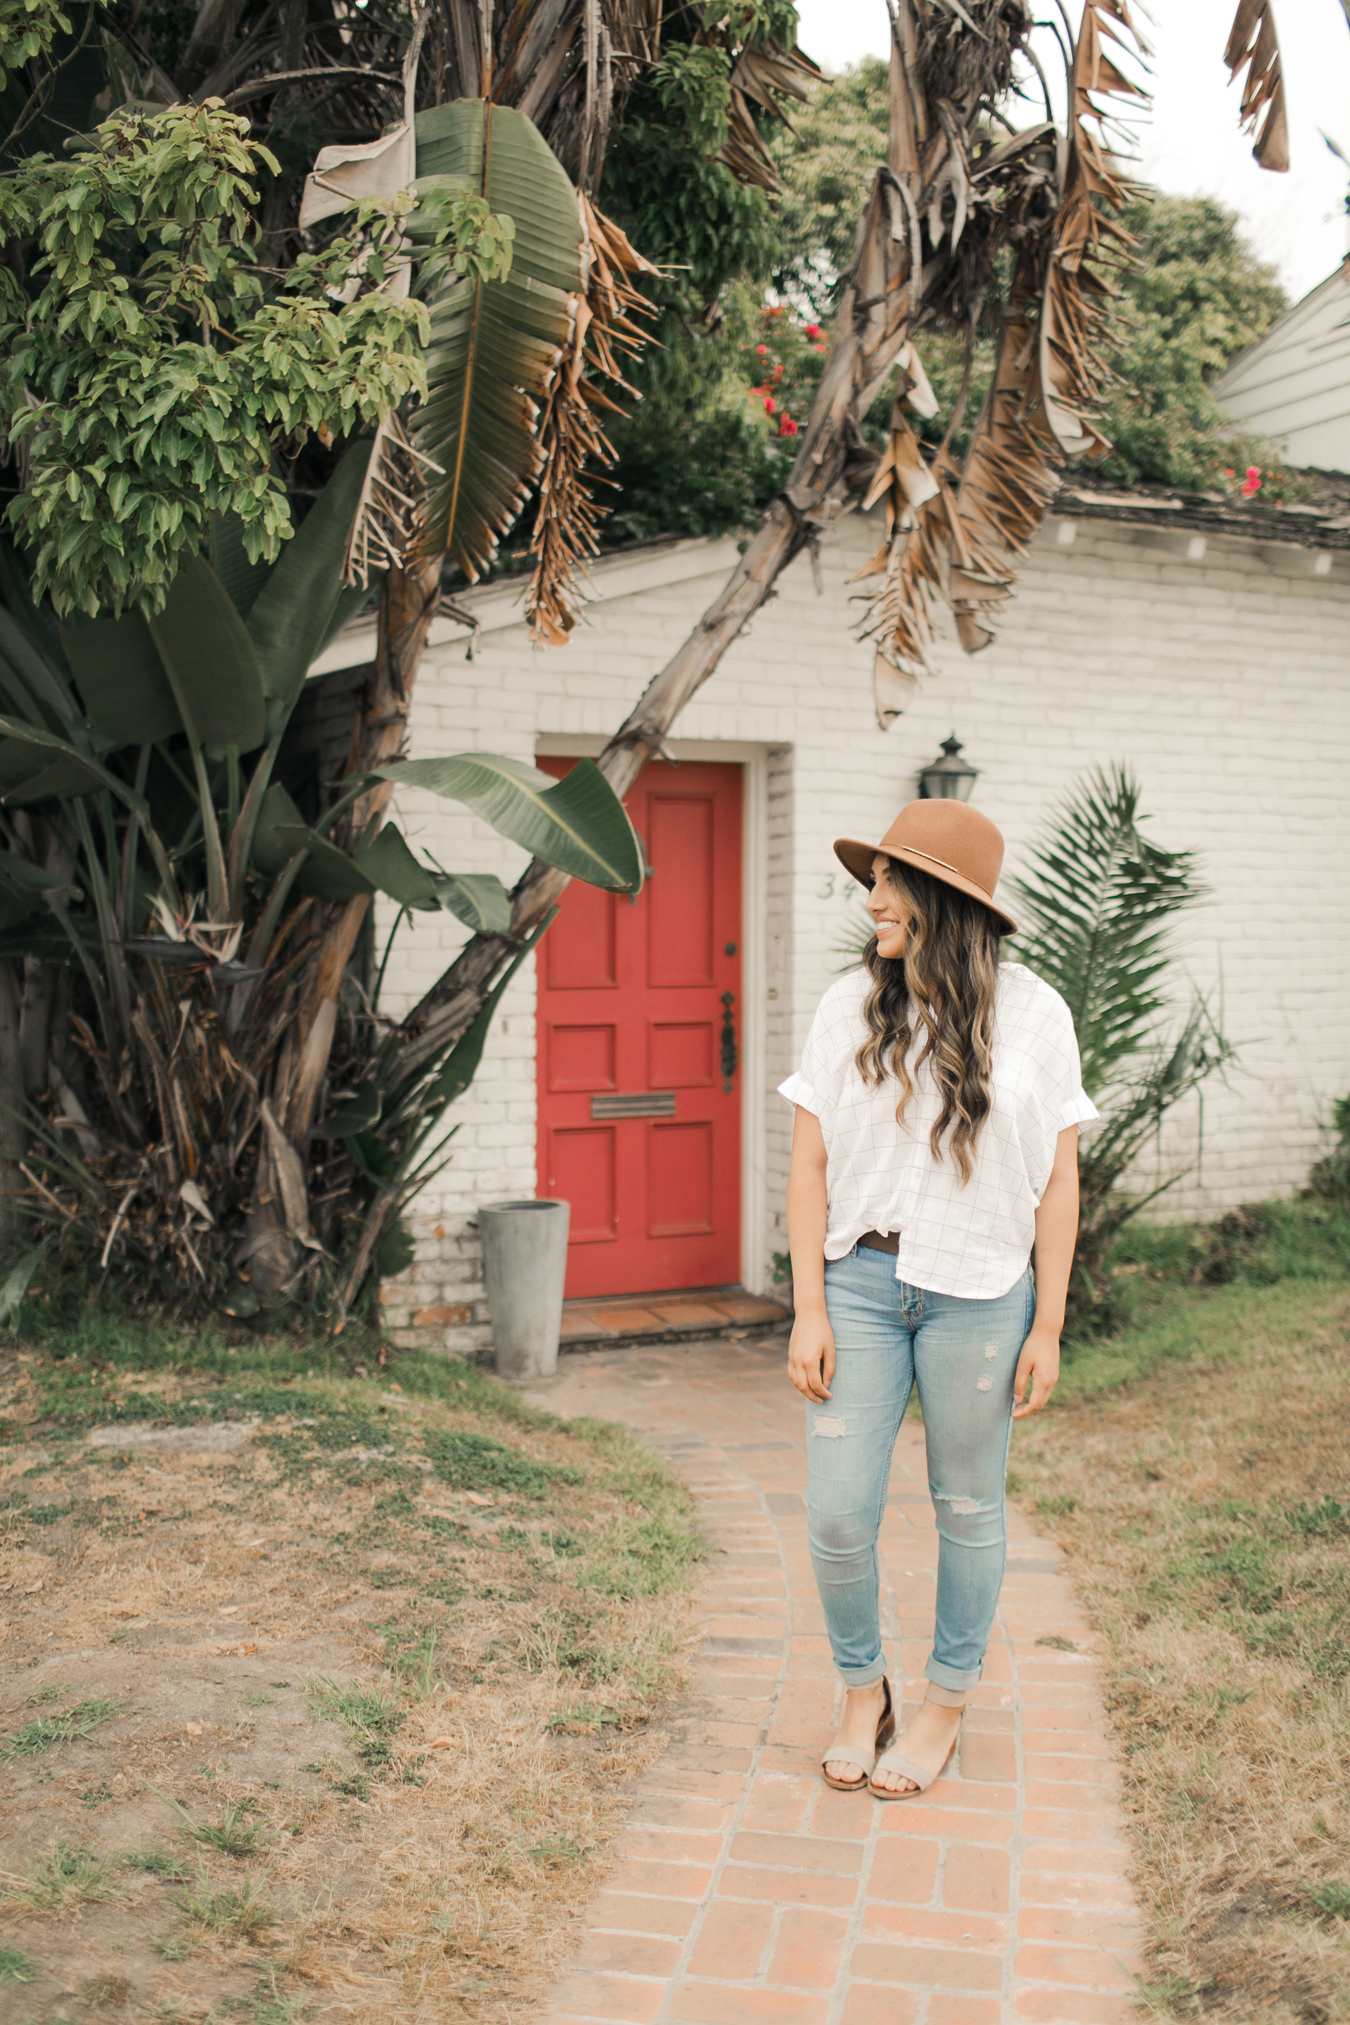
[811, 1414, 847, 1439]
[933, 1489, 997, 1517]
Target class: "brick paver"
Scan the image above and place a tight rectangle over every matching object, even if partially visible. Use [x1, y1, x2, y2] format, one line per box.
[524, 1338, 1141, 2025]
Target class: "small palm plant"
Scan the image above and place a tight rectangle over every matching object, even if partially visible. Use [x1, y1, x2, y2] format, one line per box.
[1008, 766, 1236, 1331]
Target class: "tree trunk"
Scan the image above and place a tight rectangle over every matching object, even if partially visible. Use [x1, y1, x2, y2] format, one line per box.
[245, 552, 445, 1300]
[392, 151, 919, 1088]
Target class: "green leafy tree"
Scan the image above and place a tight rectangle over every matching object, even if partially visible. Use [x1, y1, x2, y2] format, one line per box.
[1097, 194, 1287, 491]
[0, 103, 433, 617]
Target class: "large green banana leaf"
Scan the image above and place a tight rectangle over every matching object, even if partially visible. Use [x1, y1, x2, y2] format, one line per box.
[251, 784, 378, 903]
[246, 441, 374, 739]
[430, 872, 511, 933]
[0, 606, 79, 736]
[0, 845, 79, 931]
[370, 754, 643, 894]
[62, 554, 267, 754]
[354, 830, 512, 932]
[355, 825, 440, 910]
[209, 513, 276, 624]
[412, 101, 582, 579]
[0, 714, 133, 805]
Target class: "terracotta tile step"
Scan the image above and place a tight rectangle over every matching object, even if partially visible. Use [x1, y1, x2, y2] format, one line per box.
[561, 1287, 791, 1348]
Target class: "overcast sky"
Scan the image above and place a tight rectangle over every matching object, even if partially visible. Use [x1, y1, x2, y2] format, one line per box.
[792, 0, 1350, 306]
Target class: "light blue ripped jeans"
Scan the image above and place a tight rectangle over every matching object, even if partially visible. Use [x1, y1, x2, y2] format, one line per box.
[806, 1244, 1036, 1693]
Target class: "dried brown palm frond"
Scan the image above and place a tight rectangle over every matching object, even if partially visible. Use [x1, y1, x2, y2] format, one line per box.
[855, 0, 1147, 720]
[343, 410, 444, 589]
[1039, 0, 1146, 460]
[945, 251, 1062, 657]
[1224, 0, 1288, 173]
[526, 196, 661, 644]
[716, 41, 822, 193]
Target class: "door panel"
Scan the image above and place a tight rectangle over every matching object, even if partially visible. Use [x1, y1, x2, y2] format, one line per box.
[648, 1021, 714, 1088]
[548, 1125, 617, 1242]
[546, 883, 617, 987]
[647, 1121, 715, 1236]
[537, 758, 742, 1297]
[548, 1024, 616, 1092]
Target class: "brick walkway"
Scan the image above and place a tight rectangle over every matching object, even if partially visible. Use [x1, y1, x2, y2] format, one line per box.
[522, 1336, 1142, 2025]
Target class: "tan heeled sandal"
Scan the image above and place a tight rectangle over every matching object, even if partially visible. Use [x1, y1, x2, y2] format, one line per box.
[820, 1676, 895, 1792]
[870, 1684, 965, 1800]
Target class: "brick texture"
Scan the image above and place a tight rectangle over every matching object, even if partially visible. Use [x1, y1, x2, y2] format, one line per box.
[525, 1336, 1144, 2023]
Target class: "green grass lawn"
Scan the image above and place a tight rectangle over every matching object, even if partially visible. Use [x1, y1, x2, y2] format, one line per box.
[0, 1300, 702, 2025]
[1012, 1200, 1350, 2022]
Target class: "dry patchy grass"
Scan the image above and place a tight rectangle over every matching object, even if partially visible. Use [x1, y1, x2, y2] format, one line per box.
[1012, 1281, 1350, 2023]
[0, 1335, 701, 2024]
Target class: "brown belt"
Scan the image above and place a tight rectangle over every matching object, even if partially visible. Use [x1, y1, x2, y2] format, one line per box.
[858, 1229, 899, 1254]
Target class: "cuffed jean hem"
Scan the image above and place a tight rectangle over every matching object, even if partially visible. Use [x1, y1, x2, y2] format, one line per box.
[926, 1656, 982, 1693]
[835, 1655, 889, 1689]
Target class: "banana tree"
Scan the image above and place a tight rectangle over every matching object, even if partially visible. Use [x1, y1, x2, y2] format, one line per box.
[0, 494, 641, 1309]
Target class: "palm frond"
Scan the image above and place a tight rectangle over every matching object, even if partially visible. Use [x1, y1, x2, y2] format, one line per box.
[715, 42, 822, 193]
[852, 1, 1146, 716]
[343, 410, 444, 588]
[413, 99, 584, 582]
[1007, 765, 1206, 1097]
[1224, 0, 1288, 173]
[525, 195, 660, 644]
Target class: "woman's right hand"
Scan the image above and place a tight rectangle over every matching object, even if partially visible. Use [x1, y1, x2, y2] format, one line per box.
[788, 1308, 836, 1402]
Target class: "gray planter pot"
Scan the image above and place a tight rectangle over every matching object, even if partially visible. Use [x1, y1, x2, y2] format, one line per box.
[478, 1198, 571, 1379]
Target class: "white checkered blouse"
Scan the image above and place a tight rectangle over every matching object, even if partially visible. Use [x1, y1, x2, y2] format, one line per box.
[778, 962, 1098, 1300]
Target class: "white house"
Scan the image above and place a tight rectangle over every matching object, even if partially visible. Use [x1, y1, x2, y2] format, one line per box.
[306, 482, 1350, 1356]
[1219, 264, 1350, 471]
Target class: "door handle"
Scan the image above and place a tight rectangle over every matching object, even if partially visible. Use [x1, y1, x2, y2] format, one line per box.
[720, 991, 738, 1093]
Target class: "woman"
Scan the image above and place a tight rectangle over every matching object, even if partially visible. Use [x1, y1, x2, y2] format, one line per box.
[780, 799, 1095, 1798]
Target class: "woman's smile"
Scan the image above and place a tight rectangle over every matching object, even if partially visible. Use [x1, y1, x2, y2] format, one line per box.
[867, 853, 911, 954]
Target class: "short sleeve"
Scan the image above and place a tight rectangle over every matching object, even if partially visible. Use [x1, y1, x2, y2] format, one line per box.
[1060, 1087, 1099, 1130]
[776, 982, 850, 1117]
[777, 1069, 820, 1114]
[1051, 1001, 1098, 1130]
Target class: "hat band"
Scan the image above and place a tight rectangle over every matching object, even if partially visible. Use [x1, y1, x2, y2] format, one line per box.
[886, 841, 993, 898]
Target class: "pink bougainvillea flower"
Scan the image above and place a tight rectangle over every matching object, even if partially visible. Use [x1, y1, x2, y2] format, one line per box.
[1241, 465, 1262, 497]
[755, 344, 769, 356]
[764, 396, 776, 415]
[778, 415, 799, 436]
[805, 324, 821, 339]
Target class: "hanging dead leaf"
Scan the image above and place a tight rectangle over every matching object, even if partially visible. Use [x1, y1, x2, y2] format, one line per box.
[1224, 0, 1288, 173]
[715, 42, 821, 192]
[525, 195, 661, 643]
[343, 410, 445, 588]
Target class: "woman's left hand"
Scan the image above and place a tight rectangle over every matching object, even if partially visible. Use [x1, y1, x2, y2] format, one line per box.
[1012, 1323, 1061, 1419]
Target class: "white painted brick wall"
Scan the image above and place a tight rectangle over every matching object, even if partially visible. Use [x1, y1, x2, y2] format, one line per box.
[345, 511, 1350, 1353]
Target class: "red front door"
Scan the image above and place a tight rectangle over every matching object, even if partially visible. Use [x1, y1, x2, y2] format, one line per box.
[537, 758, 743, 1299]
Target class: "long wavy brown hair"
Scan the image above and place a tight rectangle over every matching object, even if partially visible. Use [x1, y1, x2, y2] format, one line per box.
[855, 859, 1005, 1183]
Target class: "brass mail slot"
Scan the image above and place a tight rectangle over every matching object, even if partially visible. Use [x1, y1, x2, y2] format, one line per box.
[590, 1091, 676, 1120]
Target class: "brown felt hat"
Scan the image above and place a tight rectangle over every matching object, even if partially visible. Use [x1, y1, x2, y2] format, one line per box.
[834, 800, 1017, 935]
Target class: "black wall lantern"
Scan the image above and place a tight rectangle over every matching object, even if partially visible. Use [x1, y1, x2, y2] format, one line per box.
[918, 733, 979, 802]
